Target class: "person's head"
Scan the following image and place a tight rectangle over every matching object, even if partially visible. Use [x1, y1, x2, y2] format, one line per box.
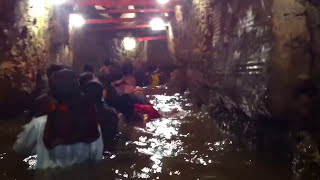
[83, 80, 103, 105]
[109, 67, 123, 83]
[44, 71, 100, 150]
[147, 65, 157, 73]
[79, 72, 94, 89]
[101, 60, 115, 75]
[46, 63, 70, 78]
[49, 69, 80, 104]
[122, 62, 134, 76]
[104, 59, 114, 67]
[97, 73, 109, 86]
[83, 64, 94, 73]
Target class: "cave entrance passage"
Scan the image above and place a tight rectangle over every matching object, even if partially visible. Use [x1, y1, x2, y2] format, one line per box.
[59, 0, 176, 73]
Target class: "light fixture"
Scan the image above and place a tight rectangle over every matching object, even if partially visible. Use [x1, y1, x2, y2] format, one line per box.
[149, 18, 166, 31]
[29, 0, 45, 17]
[123, 37, 137, 51]
[121, 5, 136, 18]
[69, 14, 85, 28]
[50, 0, 67, 5]
[156, 0, 170, 5]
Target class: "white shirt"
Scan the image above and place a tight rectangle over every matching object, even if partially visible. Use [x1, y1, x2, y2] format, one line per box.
[13, 115, 103, 169]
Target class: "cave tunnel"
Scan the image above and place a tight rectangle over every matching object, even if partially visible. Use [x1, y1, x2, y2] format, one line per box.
[1, 0, 320, 179]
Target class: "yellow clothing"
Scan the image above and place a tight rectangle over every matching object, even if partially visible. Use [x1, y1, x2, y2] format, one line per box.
[151, 74, 160, 86]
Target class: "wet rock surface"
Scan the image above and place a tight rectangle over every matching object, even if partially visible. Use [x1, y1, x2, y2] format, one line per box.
[0, 0, 52, 117]
[167, 0, 320, 176]
[168, 0, 320, 122]
[169, 0, 272, 120]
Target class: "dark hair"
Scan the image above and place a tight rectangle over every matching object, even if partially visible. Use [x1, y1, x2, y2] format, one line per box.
[79, 72, 94, 89]
[83, 64, 94, 73]
[109, 68, 123, 82]
[83, 80, 103, 105]
[104, 59, 114, 66]
[49, 69, 80, 103]
[122, 62, 134, 76]
[97, 73, 109, 86]
[46, 63, 70, 78]
[147, 65, 157, 72]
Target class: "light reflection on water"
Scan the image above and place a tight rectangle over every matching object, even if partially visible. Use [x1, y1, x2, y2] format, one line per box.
[22, 90, 252, 179]
[0, 153, 6, 159]
[126, 93, 186, 178]
[23, 155, 37, 170]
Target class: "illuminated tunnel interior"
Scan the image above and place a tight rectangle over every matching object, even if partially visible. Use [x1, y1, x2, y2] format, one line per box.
[1, 0, 320, 179]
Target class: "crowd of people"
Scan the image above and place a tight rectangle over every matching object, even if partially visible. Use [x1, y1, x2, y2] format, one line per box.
[13, 60, 161, 169]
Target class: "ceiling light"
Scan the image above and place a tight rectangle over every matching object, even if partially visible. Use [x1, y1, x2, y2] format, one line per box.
[149, 18, 166, 31]
[69, 14, 85, 28]
[50, 0, 67, 5]
[29, 0, 45, 16]
[157, 0, 170, 5]
[123, 37, 137, 51]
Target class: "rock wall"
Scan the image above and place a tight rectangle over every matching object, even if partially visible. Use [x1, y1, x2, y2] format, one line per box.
[0, 0, 52, 117]
[169, 0, 320, 124]
[169, 0, 272, 119]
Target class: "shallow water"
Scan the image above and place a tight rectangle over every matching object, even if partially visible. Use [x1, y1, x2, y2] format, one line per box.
[0, 87, 293, 180]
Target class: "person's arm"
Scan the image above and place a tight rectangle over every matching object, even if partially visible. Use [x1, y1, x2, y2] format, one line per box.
[89, 127, 104, 161]
[125, 76, 136, 86]
[13, 117, 44, 155]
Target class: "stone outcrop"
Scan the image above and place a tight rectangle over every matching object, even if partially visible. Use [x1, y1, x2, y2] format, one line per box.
[0, 0, 52, 117]
[169, 0, 320, 126]
[168, 0, 320, 176]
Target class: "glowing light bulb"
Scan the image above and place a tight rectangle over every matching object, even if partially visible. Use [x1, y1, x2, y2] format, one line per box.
[157, 0, 170, 5]
[69, 14, 85, 28]
[123, 37, 137, 51]
[50, 0, 67, 5]
[121, 5, 136, 18]
[149, 18, 166, 31]
[29, 0, 45, 17]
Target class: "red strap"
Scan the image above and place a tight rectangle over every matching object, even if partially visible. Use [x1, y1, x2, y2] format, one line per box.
[59, 104, 69, 111]
[49, 103, 56, 112]
[49, 103, 69, 112]
[134, 104, 161, 121]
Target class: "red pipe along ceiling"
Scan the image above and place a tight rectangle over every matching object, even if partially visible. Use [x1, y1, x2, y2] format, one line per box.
[98, 9, 174, 14]
[137, 35, 167, 41]
[85, 17, 169, 24]
[90, 24, 150, 31]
